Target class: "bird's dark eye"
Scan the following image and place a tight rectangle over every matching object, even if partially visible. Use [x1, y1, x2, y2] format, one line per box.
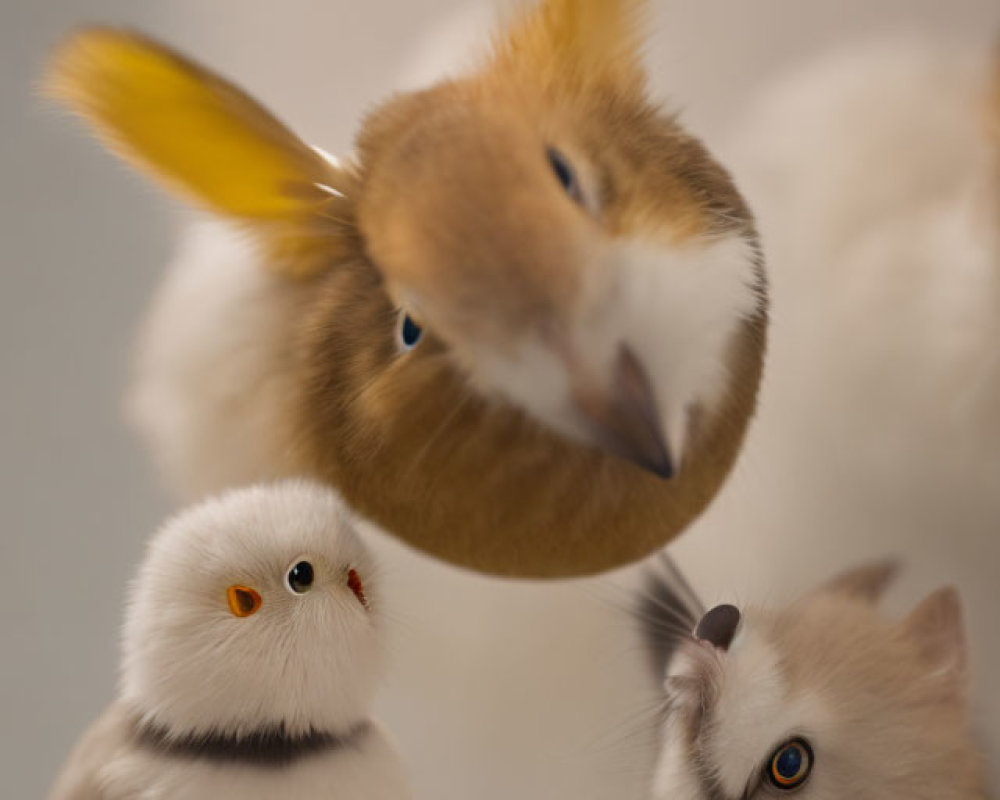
[765, 738, 813, 791]
[397, 312, 423, 351]
[547, 147, 583, 205]
[286, 560, 315, 594]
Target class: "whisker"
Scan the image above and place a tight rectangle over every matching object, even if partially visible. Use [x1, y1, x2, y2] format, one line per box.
[634, 589, 697, 628]
[655, 552, 705, 618]
[626, 606, 694, 638]
[567, 697, 671, 798]
[401, 388, 475, 481]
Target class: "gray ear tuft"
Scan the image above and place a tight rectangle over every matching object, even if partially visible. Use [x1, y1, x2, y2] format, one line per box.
[817, 559, 900, 604]
[637, 554, 702, 682]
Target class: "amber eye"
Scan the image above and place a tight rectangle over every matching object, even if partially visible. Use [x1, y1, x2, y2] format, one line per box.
[347, 568, 367, 608]
[286, 560, 315, 594]
[226, 585, 262, 617]
[766, 738, 813, 791]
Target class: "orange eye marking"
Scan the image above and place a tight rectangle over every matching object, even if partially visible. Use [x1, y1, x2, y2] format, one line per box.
[347, 568, 367, 608]
[768, 740, 811, 789]
[772, 767, 801, 787]
[227, 585, 262, 617]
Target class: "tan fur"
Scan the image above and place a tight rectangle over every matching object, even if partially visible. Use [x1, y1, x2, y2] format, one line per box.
[292, 265, 762, 574]
[656, 566, 989, 799]
[816, 560, 898, 603]
[49, 0, 767, 576]
[493, 0, 647, 94]
[773, 592, 984, 798]
[136, 222, 762, 576]
[309, 0, 763, 575]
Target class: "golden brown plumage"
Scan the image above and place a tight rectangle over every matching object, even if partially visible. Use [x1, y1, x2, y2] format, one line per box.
[45, 0, 767, 576]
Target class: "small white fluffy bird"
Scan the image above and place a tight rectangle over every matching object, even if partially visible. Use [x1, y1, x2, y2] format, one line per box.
[47, 481, 410, 800]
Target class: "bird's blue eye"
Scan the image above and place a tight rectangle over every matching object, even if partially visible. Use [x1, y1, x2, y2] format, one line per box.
[547, 147, 583, 205]
[766, 738, 813, 791]
[397, 312, 423, 350]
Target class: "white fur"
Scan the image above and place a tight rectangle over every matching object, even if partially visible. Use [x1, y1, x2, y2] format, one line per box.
[652, 38, 1000, 799]
[652, 716, 700, 799]
[121, 481, 381, 737]
[99, 719, 408, 800]
[654, 628, 828, 799]
[53, 703, 410, 800]
[471, 233, 762, 462]
[473, 340, 579, 439]
[119, 24, 1000, 800]
[50, 481, 410, 799]
[610, 234, 762, 462]
[698, 634, 788, 794]
[650, 590, 990, 800]
[127, 220, 312, 498]
[378, 26, 999, 800]
[673, 39, 1000, 783]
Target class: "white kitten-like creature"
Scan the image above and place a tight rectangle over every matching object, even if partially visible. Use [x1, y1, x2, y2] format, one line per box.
[642, 560, 989, 800]
[48, 481, 411, 800]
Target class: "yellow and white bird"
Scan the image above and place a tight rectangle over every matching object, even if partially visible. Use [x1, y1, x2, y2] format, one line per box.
[44, 0, 767, 577]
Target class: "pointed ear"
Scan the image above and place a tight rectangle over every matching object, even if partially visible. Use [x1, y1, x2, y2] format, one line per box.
[815, 560, 899, 605]
[44, 27, 353, 278]
[492, 0, 648, 93]
[901, 587, 968, 690]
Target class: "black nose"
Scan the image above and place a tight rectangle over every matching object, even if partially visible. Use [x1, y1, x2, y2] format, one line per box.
[694, 604, 741, 651]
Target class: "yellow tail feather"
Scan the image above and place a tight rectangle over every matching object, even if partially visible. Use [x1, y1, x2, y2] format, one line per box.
[44, 28, 353, 276]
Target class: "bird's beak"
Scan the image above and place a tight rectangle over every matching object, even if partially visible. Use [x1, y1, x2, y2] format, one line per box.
[572, 346, 676, 479]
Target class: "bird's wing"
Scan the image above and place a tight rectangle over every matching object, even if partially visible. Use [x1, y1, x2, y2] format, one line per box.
[43, 27, 354, 278]
[47, 703, 132, 800]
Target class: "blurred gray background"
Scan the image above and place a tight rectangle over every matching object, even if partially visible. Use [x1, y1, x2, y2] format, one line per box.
[3, 2, 999, 799]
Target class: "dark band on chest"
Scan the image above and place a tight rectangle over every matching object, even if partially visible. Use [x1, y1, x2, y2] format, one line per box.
[133, 718, 370, 767]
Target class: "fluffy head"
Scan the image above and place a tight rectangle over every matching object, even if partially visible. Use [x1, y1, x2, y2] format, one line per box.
[356, 0, 763, 473]
[651, 563, 988, 800]
[44, 0, 766, 576]
[120, 481, 381, 740]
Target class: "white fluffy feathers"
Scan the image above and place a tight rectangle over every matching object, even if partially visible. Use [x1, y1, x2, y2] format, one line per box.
[49, 481, 411, 800]
[121, 480, 381, 738]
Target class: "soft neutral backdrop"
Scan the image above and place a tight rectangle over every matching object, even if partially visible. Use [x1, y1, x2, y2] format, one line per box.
[3, 2, 998, 799]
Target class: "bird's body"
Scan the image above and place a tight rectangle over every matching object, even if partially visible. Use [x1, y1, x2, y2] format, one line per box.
[46, 0, 767, 577]
[328, 22, 1000, 800]
[50, 702, 407, 800]
[47, 482, 410, 800]
[129, 221, 762, 576]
